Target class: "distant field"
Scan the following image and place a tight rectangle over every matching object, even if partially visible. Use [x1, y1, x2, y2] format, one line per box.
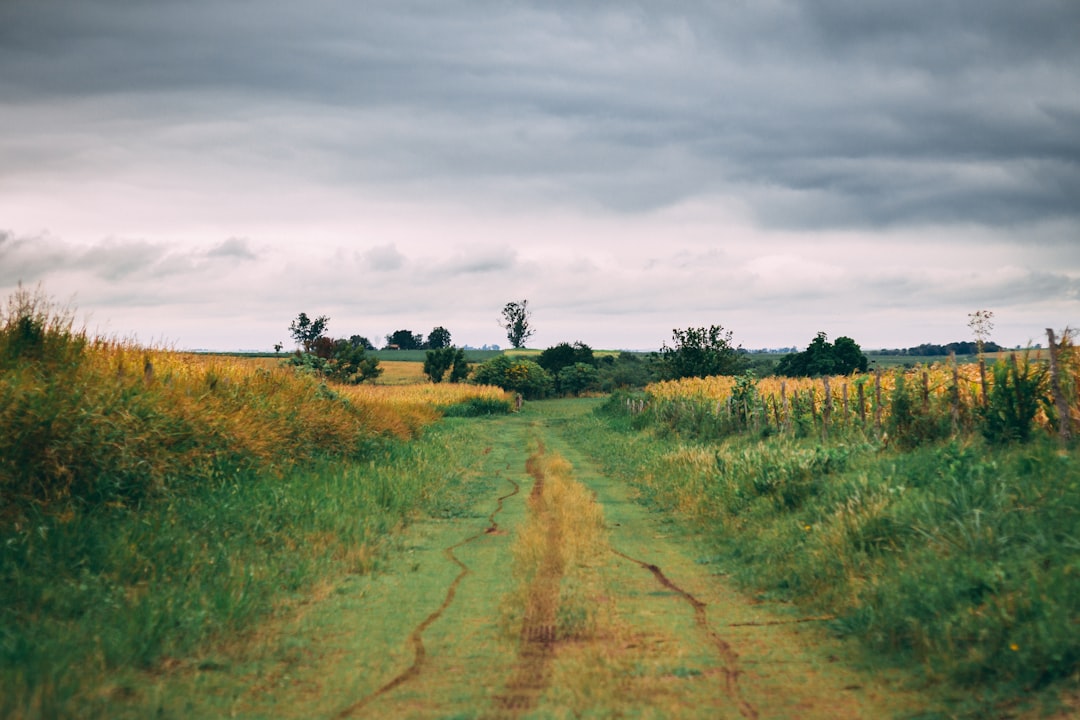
[372, 349, 503, 363]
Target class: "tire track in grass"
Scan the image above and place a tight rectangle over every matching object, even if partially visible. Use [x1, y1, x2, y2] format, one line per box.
[487, 445, 563, 718]
[333, 470, 520, 719]
[610, 547, 760, 720]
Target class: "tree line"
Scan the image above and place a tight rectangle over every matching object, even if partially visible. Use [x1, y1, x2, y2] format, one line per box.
[281, 302, 1009, 400]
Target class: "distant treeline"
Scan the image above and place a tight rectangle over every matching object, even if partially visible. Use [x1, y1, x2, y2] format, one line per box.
[869, 341, 1010, 357]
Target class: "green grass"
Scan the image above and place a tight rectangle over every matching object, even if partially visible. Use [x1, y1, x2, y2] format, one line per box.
[0, 419, 490, 719]
[578, 397, 1080, 716]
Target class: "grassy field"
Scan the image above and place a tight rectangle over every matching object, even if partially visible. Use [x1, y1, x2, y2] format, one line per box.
[3, 287, 1077, 718]
[586, 387, 1080, 716]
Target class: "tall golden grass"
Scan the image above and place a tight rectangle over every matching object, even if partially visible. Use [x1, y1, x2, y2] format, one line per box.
[0, 286, 512, 508]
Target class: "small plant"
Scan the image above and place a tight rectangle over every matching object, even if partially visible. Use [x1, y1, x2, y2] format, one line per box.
[978, 354, 1045, 444]
[885, 372, 951, 449]
[729, 371, 759, 428]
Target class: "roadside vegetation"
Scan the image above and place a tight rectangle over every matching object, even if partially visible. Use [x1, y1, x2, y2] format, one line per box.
[583, 341, 1080, 716]
[0, 286, 511, 718]
[3, 284, 1076, 717]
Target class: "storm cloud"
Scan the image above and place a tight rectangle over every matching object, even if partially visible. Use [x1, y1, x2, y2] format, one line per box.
[1, 1, 1077, 350]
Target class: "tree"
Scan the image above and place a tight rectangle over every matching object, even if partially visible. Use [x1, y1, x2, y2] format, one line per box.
[285, 336, 381, 384]
[660, 325, 743, 379]
[776, 332, 868, 377]
[288, 312, 329, 352]
[423, 347, 469, 383]
[349, 335, 376, 351]
[557, 362, 599, 396]
[832, 336, 869, 374]
[385, 329, 423, 350]
[426, 326, 452, 350]
[328, 339, 382, 384]
[539, 341, 596, 394]
[500, 299, 534, 349]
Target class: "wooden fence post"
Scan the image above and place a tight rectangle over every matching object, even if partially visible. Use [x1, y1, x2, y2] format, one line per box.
[822, 376, 832, 442]
[979, 357, 989, 406]
[857, 382, 866, 425]
[921, 371, 930, 412]
[1046, 329, 1072, 442]
[781, 381, 790, 433]
[842, 382, 849, 426]
[874, 369, 883, 433]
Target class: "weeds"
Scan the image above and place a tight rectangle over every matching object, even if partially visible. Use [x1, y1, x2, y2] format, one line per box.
[584, 400, 1080, 713]
[0, 286, 509, 718]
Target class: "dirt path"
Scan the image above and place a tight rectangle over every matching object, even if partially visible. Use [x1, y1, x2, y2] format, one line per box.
[123, 400, 938, 719]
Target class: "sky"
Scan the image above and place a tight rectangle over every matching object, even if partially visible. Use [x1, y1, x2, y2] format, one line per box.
[2, 1, 1078, 352]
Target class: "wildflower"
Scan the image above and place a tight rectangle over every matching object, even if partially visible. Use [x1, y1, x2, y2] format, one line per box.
[1009, 643, 1019, 652]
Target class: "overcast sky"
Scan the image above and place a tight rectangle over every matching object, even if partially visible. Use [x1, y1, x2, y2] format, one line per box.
[2, 1, 1078, 352]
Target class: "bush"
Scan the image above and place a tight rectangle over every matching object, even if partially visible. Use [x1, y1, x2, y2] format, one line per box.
[440, 397, 513, 417]
[557, 362, 599, 396]
[979, 355, 1046, 444]
[886, 372, 952, 449]
[471, 355, 553, 400]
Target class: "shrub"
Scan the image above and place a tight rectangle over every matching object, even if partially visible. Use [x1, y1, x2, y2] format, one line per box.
[440, 397, 513, 417]
[557, 362, 599, 396]
[471, 355, 553, 400]
[978, 355, 1046, 444]
[886, 372, 951, 449]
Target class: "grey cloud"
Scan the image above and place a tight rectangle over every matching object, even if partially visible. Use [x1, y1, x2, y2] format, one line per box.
[2, 1, 1078, 229]
[77, 239, 172, 281]
[0, 231, 70, 283]
[208, 237, 257, 260]
[363, 244, 405, 272]
[440, 246, 518, 275]
[0, 233, 256, 286]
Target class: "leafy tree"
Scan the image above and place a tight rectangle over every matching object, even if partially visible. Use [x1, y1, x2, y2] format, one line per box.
[539, 341, 596, 394]
[500, 299, 534, 349]
[349, 335, 376, 351]
[385, 329, 423, 350]
[426, 326, 452, 350]
[424, 347, 469, 383]
[538, 341, 595, 373]
[660, 325, 743, 379]
[776, 332, 867, 377]
[328, 340, 382, 384]
[833, 336, 869, 373]
[557, 362, 599, 396]
[288, 312, 329, 352]
[291, 336, 381, 384]
[471, 355, 552, 399]
[596, 351, 663, 391]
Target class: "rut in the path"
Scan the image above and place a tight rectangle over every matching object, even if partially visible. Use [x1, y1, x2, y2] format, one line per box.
[487, 446, 565, 719]
[333, 464, 520, 719]
[611, 547, 760, 720]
